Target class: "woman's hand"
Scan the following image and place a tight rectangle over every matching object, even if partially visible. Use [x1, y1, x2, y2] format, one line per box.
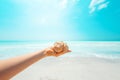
[45, 41, 71, 57]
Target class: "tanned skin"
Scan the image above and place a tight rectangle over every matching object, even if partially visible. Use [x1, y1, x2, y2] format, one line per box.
[0, 41, 71, 80]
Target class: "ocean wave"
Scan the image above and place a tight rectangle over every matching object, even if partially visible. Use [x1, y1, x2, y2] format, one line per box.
[0, 42, 120, 59]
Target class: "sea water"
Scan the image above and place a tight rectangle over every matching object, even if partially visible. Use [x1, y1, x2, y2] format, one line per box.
[0, 41, 120, 59]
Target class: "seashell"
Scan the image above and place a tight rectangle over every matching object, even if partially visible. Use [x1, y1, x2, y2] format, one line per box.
[53, 41, 64, 53]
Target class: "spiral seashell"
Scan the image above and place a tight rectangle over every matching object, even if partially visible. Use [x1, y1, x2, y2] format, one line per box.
[53, 41, 64, 53]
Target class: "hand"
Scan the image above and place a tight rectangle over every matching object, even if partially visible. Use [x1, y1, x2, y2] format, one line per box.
[45, 41, 71, 57]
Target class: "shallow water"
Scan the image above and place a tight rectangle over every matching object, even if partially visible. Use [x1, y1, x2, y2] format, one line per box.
[0, 41, 120, 59]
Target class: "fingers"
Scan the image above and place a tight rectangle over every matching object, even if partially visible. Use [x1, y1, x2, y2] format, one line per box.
[55, 49, 71, 57]
[45, 48, 55, 56]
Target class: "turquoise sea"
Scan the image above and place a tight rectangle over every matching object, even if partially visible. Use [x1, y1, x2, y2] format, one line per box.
[0, 41, 120, 59]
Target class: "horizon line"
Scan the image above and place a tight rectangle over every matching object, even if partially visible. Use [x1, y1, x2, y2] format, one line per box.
[0, 40, 120, 42]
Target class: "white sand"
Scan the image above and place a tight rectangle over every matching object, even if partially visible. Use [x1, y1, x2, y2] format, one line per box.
[12, 57, 120, 80]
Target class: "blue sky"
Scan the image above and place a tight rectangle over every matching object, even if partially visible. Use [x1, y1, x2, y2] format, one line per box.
[0, 0, 120, 41]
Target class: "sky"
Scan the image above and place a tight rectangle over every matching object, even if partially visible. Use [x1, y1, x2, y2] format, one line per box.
[0, 0, 120, 41]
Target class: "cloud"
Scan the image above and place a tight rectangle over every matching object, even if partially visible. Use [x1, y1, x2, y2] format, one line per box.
[98, 2, 109, 10]
[89, 0, 109, 14]
[59, 0, 78, 9]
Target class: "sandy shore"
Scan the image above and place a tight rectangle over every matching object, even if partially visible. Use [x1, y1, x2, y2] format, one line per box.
[12, 57, 120, 80]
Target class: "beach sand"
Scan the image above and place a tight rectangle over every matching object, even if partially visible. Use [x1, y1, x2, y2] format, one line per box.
[12, 57, 120, 80]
